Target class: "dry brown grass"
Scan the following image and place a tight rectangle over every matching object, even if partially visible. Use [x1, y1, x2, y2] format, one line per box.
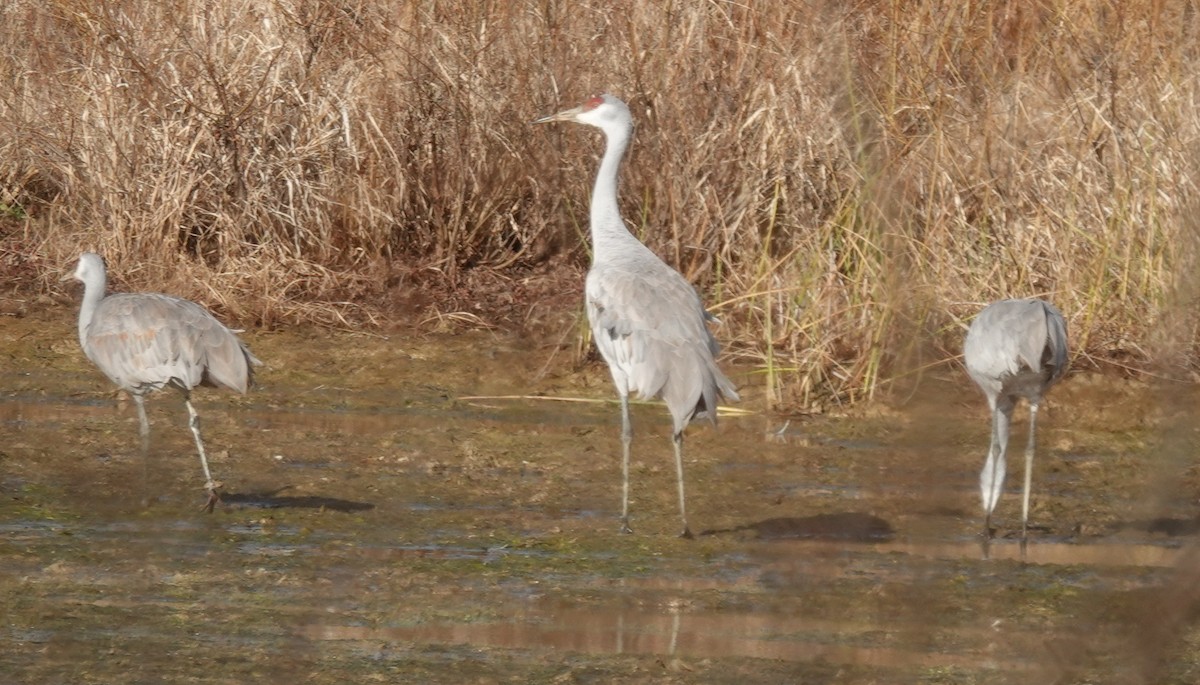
[2, 0, 1199, 408]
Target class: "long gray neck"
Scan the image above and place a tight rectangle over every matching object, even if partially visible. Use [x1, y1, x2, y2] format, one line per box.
[589, 119, 638, 260]
[77, 270, 107, 348]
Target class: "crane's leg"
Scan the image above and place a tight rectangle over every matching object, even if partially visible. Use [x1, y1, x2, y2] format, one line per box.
[133, 394, 153, 507]
[619, 393, 634, 534]
[184, 398, 221, 513]
[672, 430, 693, 539]
[133, 394, 150, 454]
[1021, 401, 1040, 548]
[668, 610, 681, 655]
[980, 399, 1012, 540]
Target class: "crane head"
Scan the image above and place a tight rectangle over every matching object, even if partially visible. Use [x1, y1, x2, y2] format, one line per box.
[63, 252, 105, 285]
[533, 93, 631, 131]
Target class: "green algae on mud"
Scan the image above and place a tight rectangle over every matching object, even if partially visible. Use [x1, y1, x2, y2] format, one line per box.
[3, 307, 1200, 683]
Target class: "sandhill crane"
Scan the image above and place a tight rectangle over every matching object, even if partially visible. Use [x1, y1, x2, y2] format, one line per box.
[65, 252, 261, 512]
[964, 298, 1068, 545]
[535, 93, 739, 538]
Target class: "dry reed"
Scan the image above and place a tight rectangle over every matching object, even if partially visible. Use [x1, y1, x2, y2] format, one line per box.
[2, 0, 1198, 408]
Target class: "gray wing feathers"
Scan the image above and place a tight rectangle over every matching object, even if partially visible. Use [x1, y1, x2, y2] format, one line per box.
[1042, 301, 1069, 384]
[587, 264, 739, 433]
[964, 298, 1068, 396]
[85, 294, 259, 395]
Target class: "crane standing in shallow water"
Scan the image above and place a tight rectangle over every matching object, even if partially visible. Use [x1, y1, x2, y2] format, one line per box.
[963, 298, 1068, 547]
[66, 252, 261, 512]
[535, 93, 739, 538]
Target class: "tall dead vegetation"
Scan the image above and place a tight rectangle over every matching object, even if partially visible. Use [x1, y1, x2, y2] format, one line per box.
[2, 0, 1198, 407]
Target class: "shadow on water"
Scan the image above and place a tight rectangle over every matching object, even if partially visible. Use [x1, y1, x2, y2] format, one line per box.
[221, 487, 374, 513]
[1127, 516, 1200, 537]
[699, 512, 895, 542]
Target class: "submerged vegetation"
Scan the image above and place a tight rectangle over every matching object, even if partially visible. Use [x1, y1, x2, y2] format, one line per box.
[2, 0, 1199, 408]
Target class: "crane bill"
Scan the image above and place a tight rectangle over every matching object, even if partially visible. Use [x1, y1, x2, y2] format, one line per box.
[533, 106, 584, 125]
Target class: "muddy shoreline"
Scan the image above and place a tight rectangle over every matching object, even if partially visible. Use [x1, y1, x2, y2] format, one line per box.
[3, 307, 1198, 683]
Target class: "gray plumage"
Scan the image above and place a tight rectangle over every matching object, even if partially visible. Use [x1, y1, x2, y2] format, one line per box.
[964, 298, 1068, 544]
[535, 93, 739, 538]
[67, 252, 261, 511]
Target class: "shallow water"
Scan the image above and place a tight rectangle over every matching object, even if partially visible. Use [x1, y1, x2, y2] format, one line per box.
[2, 310, 1199, 683]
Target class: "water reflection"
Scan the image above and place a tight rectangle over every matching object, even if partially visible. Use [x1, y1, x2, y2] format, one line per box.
[301, 600, 1035, 672]
[808, 537, 1187, 568]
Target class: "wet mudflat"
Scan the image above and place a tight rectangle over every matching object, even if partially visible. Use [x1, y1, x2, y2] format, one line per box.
[3, 309, 1200, 683]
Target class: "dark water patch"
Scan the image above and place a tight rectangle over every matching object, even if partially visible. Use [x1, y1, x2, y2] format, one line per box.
[701, 512, 895, 542]
[1126, 516, 1200, 537]
[221, 488, 374, 512]
[916, 504, 973, 517]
